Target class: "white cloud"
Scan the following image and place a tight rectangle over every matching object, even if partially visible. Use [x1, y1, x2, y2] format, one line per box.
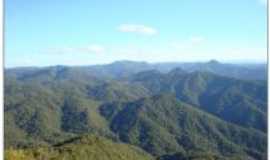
[118, 24, 157, 35]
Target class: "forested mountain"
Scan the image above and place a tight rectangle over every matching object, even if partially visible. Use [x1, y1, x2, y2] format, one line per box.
[131, 69, 267, 132]
[101, 94, 266, 159]
[4, 61, 267, 160]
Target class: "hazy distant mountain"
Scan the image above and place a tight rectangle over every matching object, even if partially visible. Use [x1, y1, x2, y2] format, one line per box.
[6, 60, 266, 80]
[90, 60, 267, 80]
[156, 60, 267, 80]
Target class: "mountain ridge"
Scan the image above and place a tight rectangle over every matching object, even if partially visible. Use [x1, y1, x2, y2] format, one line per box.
[4, 63, 267, 160]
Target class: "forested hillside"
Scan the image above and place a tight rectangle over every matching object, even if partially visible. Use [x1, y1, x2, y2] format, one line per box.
[5, 61, 267, 160]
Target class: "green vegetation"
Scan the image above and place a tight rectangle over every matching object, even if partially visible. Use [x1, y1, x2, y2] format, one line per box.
[132, 69, 267, 132]
[5, 135, 154, 160]
[4, 62, 267, 160]
[104, 94, 266, 159]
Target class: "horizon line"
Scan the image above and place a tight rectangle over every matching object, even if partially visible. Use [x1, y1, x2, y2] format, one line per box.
[5, 59, 267, 69]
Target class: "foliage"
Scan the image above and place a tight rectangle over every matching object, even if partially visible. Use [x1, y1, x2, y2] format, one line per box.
[5, 135, 154, 160]
[4, 62, 267, 160]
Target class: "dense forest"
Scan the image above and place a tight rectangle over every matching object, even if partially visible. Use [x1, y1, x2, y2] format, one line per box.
[4, 61, 267, 160]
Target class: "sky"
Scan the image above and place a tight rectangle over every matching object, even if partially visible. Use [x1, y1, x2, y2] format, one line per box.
[5, 0, 267, 67]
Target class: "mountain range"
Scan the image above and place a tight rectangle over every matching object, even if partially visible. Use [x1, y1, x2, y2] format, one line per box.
[4, 60, 267, 160]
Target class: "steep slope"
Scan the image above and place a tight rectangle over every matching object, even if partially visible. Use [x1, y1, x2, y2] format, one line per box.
[131, 69, 267, 132]
[4, 65, 267, 160]
[4, 67, 150, 148]
[87, 81, 150, 102]
[4, 79, 107, 148]
[5, 135, 154, 160]
[100, 94, 266, 159]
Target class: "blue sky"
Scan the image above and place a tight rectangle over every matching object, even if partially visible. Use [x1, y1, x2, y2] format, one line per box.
[5, 0, 267, 67]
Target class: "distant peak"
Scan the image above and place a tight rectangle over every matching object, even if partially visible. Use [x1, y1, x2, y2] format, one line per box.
[112, 60, 148, 65]
[55, 65, 67, 68]
[207, 59, 220, 64]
